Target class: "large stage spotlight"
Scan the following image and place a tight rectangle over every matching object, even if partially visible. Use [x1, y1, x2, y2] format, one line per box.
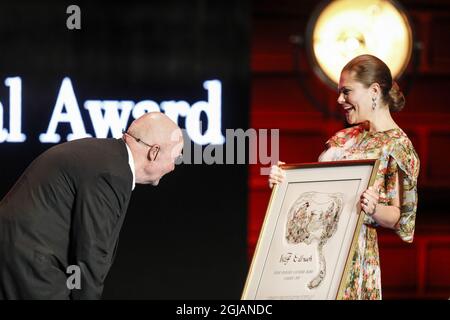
[306, 0, 413, 89]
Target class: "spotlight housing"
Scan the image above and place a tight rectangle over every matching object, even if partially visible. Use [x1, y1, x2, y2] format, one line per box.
[306, 0, 413, 89]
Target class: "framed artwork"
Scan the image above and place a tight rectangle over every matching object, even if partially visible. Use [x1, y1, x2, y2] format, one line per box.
[242, 160, 380, 300]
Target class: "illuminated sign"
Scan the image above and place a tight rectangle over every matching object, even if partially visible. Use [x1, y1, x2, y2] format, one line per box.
[0, 77, 225, 145]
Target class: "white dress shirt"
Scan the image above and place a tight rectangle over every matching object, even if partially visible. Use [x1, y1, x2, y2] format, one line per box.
[124, 142, 136, 191]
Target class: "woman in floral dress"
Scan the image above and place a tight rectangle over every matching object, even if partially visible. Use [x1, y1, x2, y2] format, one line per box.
[269, 54, 420, 300]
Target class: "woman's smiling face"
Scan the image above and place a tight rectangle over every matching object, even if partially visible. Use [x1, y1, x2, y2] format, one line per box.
[337, 71, 374, 125]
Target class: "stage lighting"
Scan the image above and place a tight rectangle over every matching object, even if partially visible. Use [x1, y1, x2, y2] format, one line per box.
[306, 0, 413, 89]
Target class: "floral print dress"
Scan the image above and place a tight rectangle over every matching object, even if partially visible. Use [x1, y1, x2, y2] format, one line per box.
[319, 122, 420, 300]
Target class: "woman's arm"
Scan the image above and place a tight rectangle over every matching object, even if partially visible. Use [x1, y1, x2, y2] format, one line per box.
[372, 203, 401, 229]
[361, 171, 403, 229]
[268, 161, 286, 188]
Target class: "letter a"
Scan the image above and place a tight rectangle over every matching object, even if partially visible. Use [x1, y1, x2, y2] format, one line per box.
[66, 5, 81, 30]
[66, 265, 81, 290]
[39, 77, 90, 143]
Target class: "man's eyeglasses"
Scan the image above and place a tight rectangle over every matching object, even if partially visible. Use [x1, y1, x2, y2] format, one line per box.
[123, 130, 160, 161]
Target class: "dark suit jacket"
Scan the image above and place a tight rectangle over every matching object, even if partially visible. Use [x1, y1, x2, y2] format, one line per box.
[0, 138, 133, 299]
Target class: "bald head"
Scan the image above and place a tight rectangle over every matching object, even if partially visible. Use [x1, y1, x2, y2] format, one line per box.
[128, 112, 182, 149]
[125, 112, 183, 185]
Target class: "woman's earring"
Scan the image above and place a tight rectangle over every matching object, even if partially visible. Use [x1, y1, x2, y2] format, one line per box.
[372, 97, 376, 111]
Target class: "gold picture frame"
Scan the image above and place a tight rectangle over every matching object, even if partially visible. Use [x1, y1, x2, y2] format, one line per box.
[242, 160, 380, 300]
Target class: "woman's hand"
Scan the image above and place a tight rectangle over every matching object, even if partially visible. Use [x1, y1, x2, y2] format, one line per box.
[268, 161, 286, 189]
[360, 186, 380, 216]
